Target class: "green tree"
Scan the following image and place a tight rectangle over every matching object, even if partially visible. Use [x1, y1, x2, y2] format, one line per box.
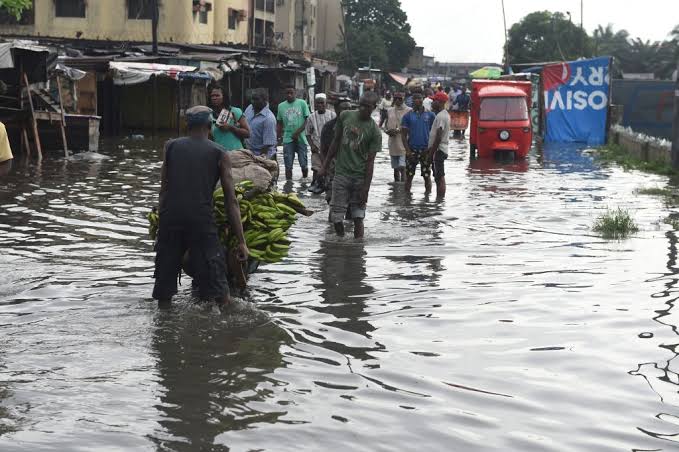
[506, 11, 591, 64]
[344, 25, 389, 71]
[340, 0, 415, 71]
[591, 24, 679, 79]
[0, 0, 32, 19]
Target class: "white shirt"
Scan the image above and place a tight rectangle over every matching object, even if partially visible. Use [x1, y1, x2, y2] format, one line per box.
[305, 110, 336, 149]
[423, 97, 433, 112]
[429, 110, 451, 155]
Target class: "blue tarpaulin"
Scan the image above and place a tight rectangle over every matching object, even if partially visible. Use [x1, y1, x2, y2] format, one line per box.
[543, 57, 611, 145]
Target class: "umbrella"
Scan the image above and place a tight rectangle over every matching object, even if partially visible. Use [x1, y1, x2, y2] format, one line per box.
[469, 66, 503, 79]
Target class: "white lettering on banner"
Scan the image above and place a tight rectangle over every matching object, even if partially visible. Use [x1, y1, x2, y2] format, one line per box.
[545, 90, 609, 111]
[570, 67, 589, 86]
[568, 66, 609, 87]
[573, 91, 588, 110]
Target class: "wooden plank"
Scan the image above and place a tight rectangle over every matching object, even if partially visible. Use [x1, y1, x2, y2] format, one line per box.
[22, 73, 42, 161]
[56, 75, 69, 157]
[152, 75, 158, 137]
[21, 127, 30, 157]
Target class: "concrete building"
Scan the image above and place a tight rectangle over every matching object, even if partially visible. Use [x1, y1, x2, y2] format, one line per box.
[316, 0, 343, 54]
[252, 0, 276, 47]
[274, 0, 318, 53]
[0, 0, 251, 46]
[435, 62, 500, 79]
[407, 46, 424, 72]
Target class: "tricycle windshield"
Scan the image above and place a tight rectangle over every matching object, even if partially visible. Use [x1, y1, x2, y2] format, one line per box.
[479, 97, 528, 121]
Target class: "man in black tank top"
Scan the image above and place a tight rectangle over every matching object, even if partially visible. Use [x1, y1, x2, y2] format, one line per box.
[153, 106, 248, 308]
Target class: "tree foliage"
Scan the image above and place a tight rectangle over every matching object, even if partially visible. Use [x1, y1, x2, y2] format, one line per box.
[506, 11, 591, 64]
[592, 23, 679, 79]
[338, 0, 415, 72]
[508, 11, 678, 80]
[0, 0, 32, 19]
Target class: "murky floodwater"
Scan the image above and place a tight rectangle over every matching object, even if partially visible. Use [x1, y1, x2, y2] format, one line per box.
[1, 132, 679, 451]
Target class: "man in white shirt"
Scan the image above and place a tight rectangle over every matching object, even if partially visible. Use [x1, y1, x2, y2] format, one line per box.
[378, 91, 393, 127]
[427, 91, 451, 199]
[305, 93, 336, 193]
[422, 88, 434, 112]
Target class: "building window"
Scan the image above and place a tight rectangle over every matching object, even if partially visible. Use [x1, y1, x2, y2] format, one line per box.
[192, 0, 211, 24]
[0, 0, 34, 25]
[55, 0, 86, 18]
[265, 20, 274, 44]
[254, 18, 264, 45]
[254, 19, 273, 46]
[229, 8, 240, 30]
[255, 0, 273, 12]
[128, 0, 152, 20]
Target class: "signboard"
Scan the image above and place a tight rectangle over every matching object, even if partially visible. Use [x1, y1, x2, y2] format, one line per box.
[543, 56, 612, 145]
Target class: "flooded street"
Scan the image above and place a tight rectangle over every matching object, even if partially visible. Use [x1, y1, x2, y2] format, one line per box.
[2, 134, 679, 451]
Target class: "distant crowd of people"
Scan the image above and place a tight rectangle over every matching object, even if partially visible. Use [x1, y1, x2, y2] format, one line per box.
[205, 83, 475, 238]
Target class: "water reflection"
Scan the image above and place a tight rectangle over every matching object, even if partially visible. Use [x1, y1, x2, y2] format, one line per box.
[150, 309, 291, 450]
[631, 229, 679, 445]
[311, 241, 378, 359]
[468, 157, 530, 175]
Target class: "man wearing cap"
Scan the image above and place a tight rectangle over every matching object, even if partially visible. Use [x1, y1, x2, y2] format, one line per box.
[153, 106, 248, 309]
[383, 92, 410, 182]
[319, 99, 351, 218]
[305, 93, 336, 193]
[401, 91, 436, 194]
[428, 91, 451, 198]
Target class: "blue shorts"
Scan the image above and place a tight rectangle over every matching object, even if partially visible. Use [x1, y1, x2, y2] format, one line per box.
[283, 141, 308, 170]
[390, 155, 406, 169]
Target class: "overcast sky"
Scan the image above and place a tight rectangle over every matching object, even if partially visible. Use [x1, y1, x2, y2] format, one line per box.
[400, 0, 679, 63]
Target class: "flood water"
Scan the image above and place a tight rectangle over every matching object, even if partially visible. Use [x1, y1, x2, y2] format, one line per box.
[1, 133, 679, 451]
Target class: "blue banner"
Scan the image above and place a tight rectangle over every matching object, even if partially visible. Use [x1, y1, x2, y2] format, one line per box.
[543, 57, 611, 145]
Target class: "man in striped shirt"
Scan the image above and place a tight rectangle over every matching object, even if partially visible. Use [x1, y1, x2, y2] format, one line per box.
[305, 93, 336, 193]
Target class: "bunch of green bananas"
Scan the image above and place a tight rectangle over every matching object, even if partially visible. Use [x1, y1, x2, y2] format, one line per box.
[147, 180, 308, 266]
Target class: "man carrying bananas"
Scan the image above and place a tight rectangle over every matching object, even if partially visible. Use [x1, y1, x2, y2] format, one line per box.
[319, 92, 381, 239]
[153, 106, 248, 308]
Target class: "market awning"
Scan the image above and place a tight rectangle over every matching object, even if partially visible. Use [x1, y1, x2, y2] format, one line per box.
[54, 63, 87, 81]
[470, 66, 503, 80]
[312, 58, 338, 74]
[0, 40, 54, 84]
[109, 61, 203, 85]
[388, 72, 409, 86]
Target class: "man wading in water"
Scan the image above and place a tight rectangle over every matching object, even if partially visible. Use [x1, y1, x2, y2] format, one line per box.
[153, 106, 248, 308]
[319, 92, 381, 239]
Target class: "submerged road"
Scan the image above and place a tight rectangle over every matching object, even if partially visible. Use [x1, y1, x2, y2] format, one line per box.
[1, 134, 679, 451]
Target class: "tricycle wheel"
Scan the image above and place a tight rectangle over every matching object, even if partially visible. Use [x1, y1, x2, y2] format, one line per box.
[469, 144, 477, 159]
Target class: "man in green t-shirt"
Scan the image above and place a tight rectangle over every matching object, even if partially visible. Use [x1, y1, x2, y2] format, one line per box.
[319, 92, 381, 239]
[276, 86, 311, 180]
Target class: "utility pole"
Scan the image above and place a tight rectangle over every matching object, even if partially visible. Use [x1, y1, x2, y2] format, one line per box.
[501, 0, 510, 69]
[672, 62, 679, 169]
[580, 0, 585, 57]
[151, 0, 159, 55]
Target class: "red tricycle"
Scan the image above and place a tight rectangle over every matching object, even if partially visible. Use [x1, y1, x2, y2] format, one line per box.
[469, 80, 532, 159]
